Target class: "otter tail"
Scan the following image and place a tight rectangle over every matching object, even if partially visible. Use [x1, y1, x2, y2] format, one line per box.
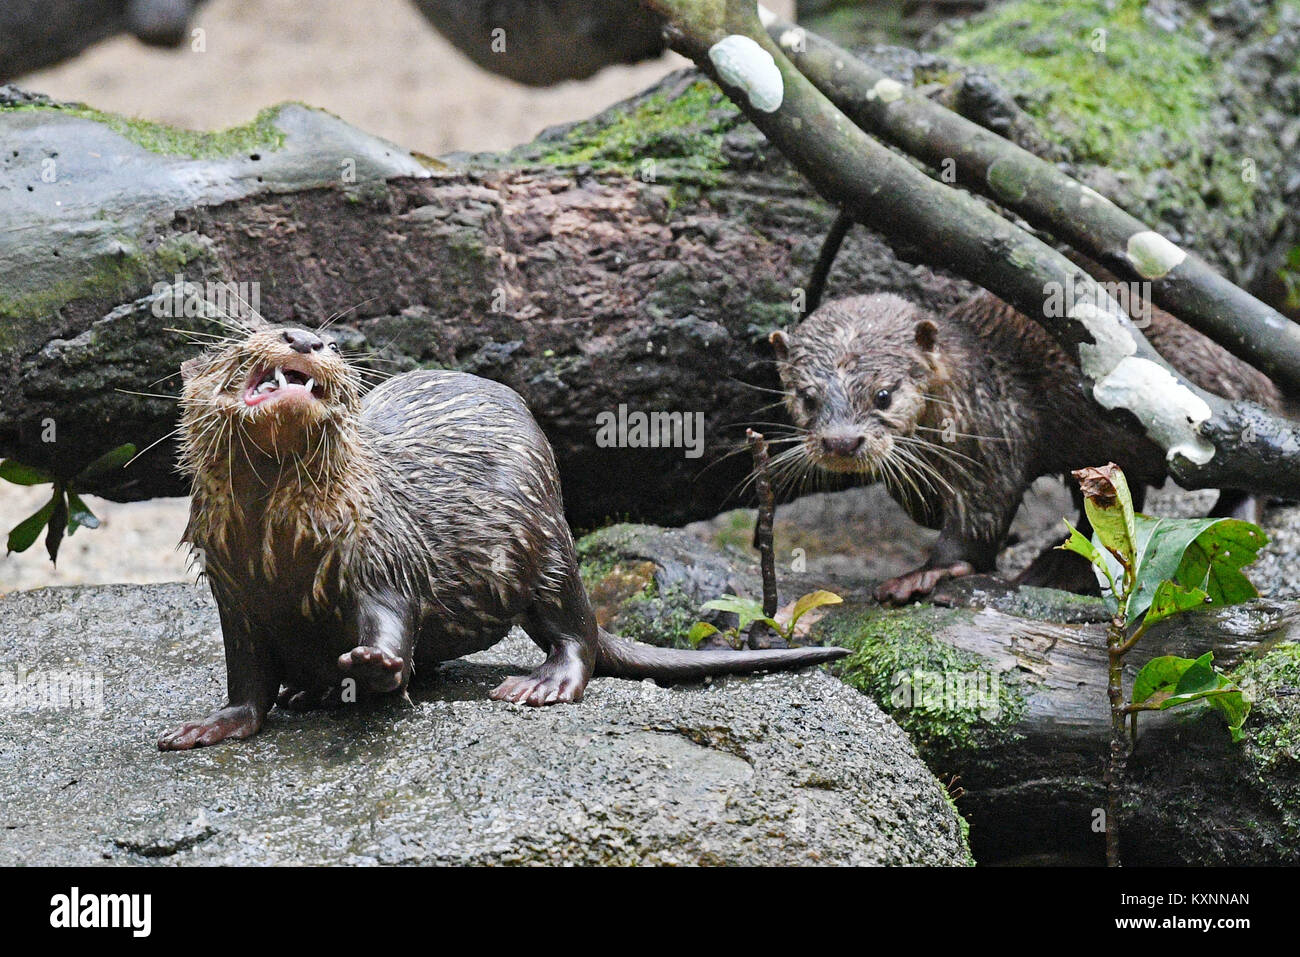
[592, 628, 849, 682]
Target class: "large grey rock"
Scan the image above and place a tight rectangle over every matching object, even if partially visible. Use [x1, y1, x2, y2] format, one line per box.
[0, 583, 970, 866]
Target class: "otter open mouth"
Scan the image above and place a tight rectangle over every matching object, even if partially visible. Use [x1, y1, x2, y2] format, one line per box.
[243, 363, 326, 407]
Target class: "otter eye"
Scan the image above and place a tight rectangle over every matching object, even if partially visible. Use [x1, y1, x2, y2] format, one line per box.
[874, 389, 892, 410]
[328, 341, 340, 353]
[797, 389, 819, 410]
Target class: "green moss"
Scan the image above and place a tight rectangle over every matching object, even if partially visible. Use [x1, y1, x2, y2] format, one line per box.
[1229, 643, 1300, 844]
[0, 101, 286, 159]
[0, 232, 213, 336]
[941, 0, 1257, 222]
[942, 786, 976, 865]
[708, 509, 757, 555]
[1236, 643, 1300, 772]
[534, 80, 740, 183]
[816, 604, 1026, 761]
[576, 524, 735, 650]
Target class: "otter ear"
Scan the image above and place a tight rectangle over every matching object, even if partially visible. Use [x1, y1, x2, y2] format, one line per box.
[769, 329, 790, 361]
[914, 319, 939, 353]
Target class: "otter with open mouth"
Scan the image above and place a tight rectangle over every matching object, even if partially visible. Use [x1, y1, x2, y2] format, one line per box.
[159, 322, 847, 750]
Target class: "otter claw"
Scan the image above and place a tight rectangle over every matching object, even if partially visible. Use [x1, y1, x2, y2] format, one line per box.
[490, 674, 584, 707]
[337, 646, 406, 693]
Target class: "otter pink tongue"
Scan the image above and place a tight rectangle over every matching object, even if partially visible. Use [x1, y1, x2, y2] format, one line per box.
[244, 367, 318, 406]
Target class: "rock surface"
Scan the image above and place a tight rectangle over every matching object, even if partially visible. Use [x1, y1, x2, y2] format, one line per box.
[0, 582, 970, 866]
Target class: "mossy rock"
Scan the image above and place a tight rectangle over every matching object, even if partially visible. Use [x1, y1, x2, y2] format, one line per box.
[937, 0, 1294, 278]
[576, 523, 740, 650]
[814, 602, 1028, 765]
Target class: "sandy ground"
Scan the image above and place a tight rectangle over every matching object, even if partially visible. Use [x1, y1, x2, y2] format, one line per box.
[19, 0, 694, 156]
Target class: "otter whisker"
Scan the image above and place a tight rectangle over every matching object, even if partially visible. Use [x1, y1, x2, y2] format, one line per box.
[116, 388, 179, 401]
[913, 423, 1012, 444]
[318, 297, 379, 333]
[727, 377, 789, 397]
[894, 442, 967, 494]
[895, 434, 980, 469]
[123, 425, 186, 468]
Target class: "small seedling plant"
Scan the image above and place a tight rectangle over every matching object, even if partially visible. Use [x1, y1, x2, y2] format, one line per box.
[688, 590, 843, 650]
[1, 444, 136, 564]
[1059, 463, 1266, 866]
[688, 428, 843, 650]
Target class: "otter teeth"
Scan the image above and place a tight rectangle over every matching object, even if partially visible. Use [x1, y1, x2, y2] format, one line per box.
[304, 377, 315, 393]
[275, 368, 288, 389]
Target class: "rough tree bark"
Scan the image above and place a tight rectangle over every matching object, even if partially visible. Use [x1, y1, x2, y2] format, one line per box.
[0, 80, 973, 528]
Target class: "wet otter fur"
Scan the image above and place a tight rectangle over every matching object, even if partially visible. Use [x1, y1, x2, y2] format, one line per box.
[159, 323, 847, 750]
[770, 290, 1282, 604]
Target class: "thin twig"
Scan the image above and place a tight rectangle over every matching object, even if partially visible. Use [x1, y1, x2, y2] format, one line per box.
[747, 428, 778, 620]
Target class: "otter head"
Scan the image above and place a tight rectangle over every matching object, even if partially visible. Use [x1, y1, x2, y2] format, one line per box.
[770, 293, 946, 476]
[179, 323, 362, 475]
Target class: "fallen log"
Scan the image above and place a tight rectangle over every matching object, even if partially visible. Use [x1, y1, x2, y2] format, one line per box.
[0, 76, 974, 527]
[3, 1, 1299, 524]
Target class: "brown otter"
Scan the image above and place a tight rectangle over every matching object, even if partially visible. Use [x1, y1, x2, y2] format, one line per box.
[770, 289, 1282, 604]
[158, 322, 847, 750]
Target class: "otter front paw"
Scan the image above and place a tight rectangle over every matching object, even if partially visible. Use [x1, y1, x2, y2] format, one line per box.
[876, 562, 974, 605]
[337, 646, 406, 693]
[158, 703, 264, 751]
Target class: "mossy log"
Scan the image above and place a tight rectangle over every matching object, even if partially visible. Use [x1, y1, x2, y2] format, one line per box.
[579, 523, 1300, 865]
[2, 1, 1298, 527]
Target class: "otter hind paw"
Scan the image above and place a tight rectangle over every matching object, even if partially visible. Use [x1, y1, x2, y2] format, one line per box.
[490, 647, 590, 707]
[875, 562, 974, 605]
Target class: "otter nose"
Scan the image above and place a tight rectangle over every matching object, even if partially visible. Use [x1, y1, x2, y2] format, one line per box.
[282, 329, 324, 354]
[821, 434, 865, 457]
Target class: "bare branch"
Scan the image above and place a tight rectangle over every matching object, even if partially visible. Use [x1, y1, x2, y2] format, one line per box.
[643, 0, 1300, 497]
[763, 13, 1300, 395]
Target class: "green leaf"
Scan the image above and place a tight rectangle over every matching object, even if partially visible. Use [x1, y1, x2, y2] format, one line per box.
[788, 590, 843, 629]
[1128, 516, 1266, 625]
[66, 492, 100, 533]
[1057, 518, 1115, 595]
[1208, 691, 1251, 744]
[701, 595, 767, 633]
[687, 622, 719, 647]
[1141, 578, 1209, 629]
[1075, 465, 1138, 571]
[0, 460, 54, 486]
[1183, 520, 1266, 607]
[76, 443, 137, 481]
[46, 489, 67, 564]
[6, 493, 58, 554]
[1131, 652, 1250, 742]
[1132, 655, 1194, 708]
